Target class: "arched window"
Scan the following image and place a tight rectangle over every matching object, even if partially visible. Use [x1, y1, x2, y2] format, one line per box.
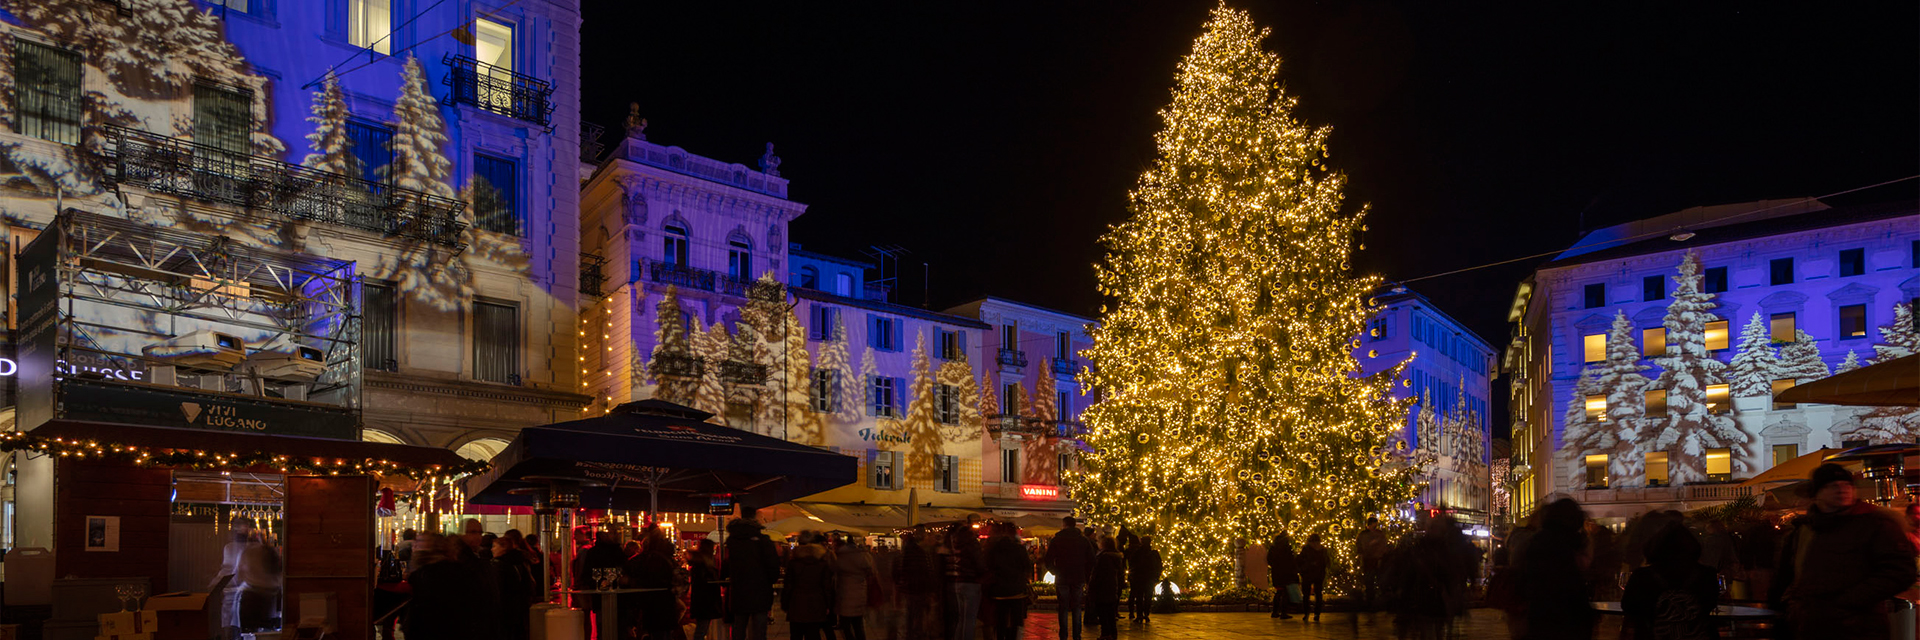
[728, 233, 753, 280]
[799, 266, 819, 289]
[662, 221, 689, 266]
[361, 428, 406, 444]
[454, 437, 512, 462]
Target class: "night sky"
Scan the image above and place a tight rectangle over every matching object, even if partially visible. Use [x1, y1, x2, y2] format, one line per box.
[582, 2, 1919, 437]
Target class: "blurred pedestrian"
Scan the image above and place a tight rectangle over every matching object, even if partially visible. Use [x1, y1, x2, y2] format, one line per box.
[1125, 535, 1162, 622]
[985, 522, 1033, 640]
[1517, 498, 1595, 640]
[784, 531, 838, 640]
[897, 527, 940, 640]
[1621, 523, 1717, 640]
[1769, 463, 1917, 639]
[1298, 534, 1329, 622]
[1089, 536, 1124, 640]
[945, 523, 986, 640]
[833, 535, 880, 640]
[688, 538, 723, 640]
[493, 534, 538, 640]
[1357, 517, 1389, 612]
[1044, 516, 1097, 640]
[725, 519, 781, 640]
[1266, 531, 1298, 620]
[407, 533, 497, 640]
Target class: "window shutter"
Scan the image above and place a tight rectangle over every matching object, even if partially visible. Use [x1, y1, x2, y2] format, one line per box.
[867, 376, 879, 416]
[891, 320, 904, 352]
[956, 330, 967, 357]
[808, 307, 822, 340]
[891, 452, 906, 490]
[867, 315, 879, 349]
[895, 377, 907, 416]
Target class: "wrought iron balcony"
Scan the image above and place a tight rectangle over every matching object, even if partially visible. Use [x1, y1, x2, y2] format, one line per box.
[720, 360, 768, 385]
[1051, 357, 1078, 377]
[646, 259, 718, 292]
[442, 54, 555, 127]
[580, 252, 608, 298]
[987, 413, 1041, 436]
[94, 125, 467, 250]
[649, 353, 704, 378]
[1051, 420, 1088, 438]
[997, 348, 1028, 368]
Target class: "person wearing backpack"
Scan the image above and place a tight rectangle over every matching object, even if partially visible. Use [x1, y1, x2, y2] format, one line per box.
[1621, 522, 1719, 640]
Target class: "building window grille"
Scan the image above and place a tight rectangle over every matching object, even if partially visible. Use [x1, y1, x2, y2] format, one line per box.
[193, 82, 252, 154]
[472, 154, 520, 235]
[363, 281, 398, 371]
[345, 119, 393, 184]
[13, 40, 82, 145]
[473, 299, 519, 384]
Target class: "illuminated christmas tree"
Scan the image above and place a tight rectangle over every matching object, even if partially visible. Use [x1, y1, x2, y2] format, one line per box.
[1073, 4, 1418, 592]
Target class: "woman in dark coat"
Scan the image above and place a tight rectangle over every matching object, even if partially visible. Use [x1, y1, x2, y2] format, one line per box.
[782, 532, 838, 640]
[1620, 523, 1718, 640]
[984, 522, 1034, 640]
[1089, 537, 1125, 640]
[687, 538, 723, 640]
[1518, 498, 1596, 640]
[1297, 534, 1330, 622]
[1266, 532, 1298, 619]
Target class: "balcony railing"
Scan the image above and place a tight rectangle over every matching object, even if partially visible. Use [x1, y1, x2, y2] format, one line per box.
[646, 260, 718, 292]
[580, 253, 608, 298]
[988, 414, 1042, 436]
[649, 353, 704, 378]
[442, 54, 555, 127]
[1569, 483, 1754, 505]
[720, 360, 768, 385]
[95, 125, 466, 250]
[1051, 357, 1078, 377]
[997, 348, 1028, 368]
[1051, 420, 1088, 438]
[580, 121, 605, 163]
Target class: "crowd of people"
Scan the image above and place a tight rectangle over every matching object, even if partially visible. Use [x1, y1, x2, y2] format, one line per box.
[1487, 463, 1918, 640]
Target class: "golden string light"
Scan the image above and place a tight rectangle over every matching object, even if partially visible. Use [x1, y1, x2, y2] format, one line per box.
[1070, 4, 1423, 595]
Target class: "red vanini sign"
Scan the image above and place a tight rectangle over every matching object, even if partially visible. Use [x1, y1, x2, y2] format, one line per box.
[1019, 484, 1059, 500]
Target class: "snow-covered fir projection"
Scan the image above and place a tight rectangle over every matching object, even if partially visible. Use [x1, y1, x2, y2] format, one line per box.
[1562, 249, 1920, 486]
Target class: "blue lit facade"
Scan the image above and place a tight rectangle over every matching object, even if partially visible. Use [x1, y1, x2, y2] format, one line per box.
[1356, 286, 1495, 520]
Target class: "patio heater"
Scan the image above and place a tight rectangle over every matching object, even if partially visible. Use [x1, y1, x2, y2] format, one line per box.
[1825, 443, 1920, 507]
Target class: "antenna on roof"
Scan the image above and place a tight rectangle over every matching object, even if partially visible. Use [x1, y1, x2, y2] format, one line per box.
[863, 245, 909, 304]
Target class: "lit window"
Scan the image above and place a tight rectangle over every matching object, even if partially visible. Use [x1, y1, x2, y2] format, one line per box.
[1705, 448, 1732, 481]
[1706, 384, 1730, 414]
[1645, 389, 1667, 419]
[1642, 327, 1666, 357]
[1584, 395, 1607, 421]
[1770, 313, 1796, 343]
[1771, 379, 1796, 410]
[349, 0, 393, 54]
[1584, 454, 1609, 488]
[1001, 448, 1020, 484]
[1705, 320, 1729, 351]
[1645, 451, 1668, 486]
[1772, 444, 1798, 468]
[474, 18, 514, 73]
[1584, 334, 1606, 363]
[473, 299, 519, 384]
[1840, 305, 1867, 338]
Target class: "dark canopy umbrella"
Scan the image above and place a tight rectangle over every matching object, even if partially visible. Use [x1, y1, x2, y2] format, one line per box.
[464, 399, 858, 512]
[1774, 354, 1919, 407]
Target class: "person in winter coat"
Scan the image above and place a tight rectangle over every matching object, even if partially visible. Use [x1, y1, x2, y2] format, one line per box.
[1769, 463, 1918, 640]
[622, 528, 682, 640]
[1356, 518, 1389, 612]
[944, 523, 987, 640]
[724, 518, 782, 640]
[832, 537, 880, 640]
[869, 543, 899, 640]
[405, 534, 498, 640]
[1266, 531, 1298, 619]
[1043, 517, 1098, 640]
[1621, 523, 1718, 640]
[783, 532, 839, 640]
[984, 522, 1034, 640]
[896, 527, 941, 640]
[688, 538, 724, 640]
[574, 529, 626, 639]
[1517, 498, 1595, 640]
[1297, 534, 1330, 622]
[1088, 537, 1125, 640]
[492, 535, 538, 640]
[1125, 535, 1162, 623]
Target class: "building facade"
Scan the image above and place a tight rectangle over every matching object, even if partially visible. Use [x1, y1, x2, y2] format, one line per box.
[1506, 199, 1920, 520]
[1355, 286, 1496, 523]
[0, 0, 586, 583]
[943, 297, 1097, 517]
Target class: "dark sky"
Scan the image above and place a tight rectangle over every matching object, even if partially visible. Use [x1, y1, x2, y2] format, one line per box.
[583, 2, 1919, 437]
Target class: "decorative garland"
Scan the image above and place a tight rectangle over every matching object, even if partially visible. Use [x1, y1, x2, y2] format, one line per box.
[0, 431, 491, 480]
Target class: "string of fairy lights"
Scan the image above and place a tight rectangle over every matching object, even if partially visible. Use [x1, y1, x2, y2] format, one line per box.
[0, 431, 490, 480]
[1068, 5, 1423, 594]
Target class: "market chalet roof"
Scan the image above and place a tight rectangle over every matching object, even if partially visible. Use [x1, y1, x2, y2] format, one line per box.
[1538, 198, 1917, 271]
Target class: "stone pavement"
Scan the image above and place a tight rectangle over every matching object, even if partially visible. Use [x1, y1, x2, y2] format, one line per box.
[754, 608, 1566, 639]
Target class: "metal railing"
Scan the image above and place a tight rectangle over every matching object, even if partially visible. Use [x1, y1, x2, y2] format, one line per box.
[646, 260, 719, 292]
[649, 353, 704, 378]
[988, 414, 1042, 436]
[997, 348, 1028, 368]
[1051, 357, 1077, 376]
[95, 125, 467, 250]
[1051, 420, 1087, 438]
[580, 253, 608, 298]
[442, 54, 555, 127]
[580, 121, 605, 163]
[720, 360, 768, 385]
